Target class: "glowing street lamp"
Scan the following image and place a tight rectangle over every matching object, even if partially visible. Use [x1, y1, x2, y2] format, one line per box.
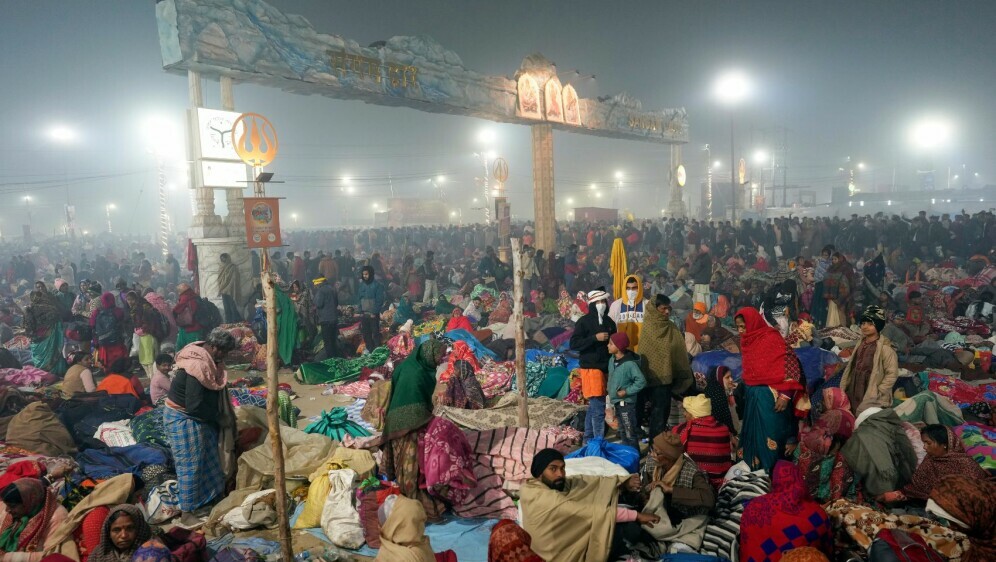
[753, 150, 768, 165]
[291, 212, 299, 226]
[909, 117, 953, 151]
[46, 125, 78, 143]
[713, 69, 752, 225]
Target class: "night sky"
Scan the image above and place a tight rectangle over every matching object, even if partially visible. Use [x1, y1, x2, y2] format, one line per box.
[1, 0, 994, 235]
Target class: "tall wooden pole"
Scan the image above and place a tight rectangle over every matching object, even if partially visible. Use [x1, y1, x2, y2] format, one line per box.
[258, 190, 292, 561]
[510, 238, 528, 428]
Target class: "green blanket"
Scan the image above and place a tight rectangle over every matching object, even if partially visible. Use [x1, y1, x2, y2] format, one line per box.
[295, 346, 390, 385]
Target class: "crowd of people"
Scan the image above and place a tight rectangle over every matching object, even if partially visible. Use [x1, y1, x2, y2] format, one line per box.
[0, 209, 992, 562]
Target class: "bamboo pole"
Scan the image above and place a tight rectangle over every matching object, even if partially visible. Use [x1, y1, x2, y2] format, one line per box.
[510, 238, 528, 428]
[262, 262, 293, 561]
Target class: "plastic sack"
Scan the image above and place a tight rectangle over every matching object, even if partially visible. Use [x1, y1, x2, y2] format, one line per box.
[320, 468, 364, 549]
[293, 461, 338, 529]
[564, 437, 639, 474]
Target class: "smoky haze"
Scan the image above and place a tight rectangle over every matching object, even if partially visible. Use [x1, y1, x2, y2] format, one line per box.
[1, 0, 994, 235]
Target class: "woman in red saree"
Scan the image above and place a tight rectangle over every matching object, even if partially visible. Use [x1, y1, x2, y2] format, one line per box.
[735, 307, 807, 473]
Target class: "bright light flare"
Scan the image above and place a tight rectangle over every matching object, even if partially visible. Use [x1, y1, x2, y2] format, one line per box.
[909, 116, 954, 150]
[753, 150, 768, 165]
[713, 70, 751, 106]
[477, 129, 496, 145]
[47, 125, 78, 143]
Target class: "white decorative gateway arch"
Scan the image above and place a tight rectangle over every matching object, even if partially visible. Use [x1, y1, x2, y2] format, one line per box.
[154, 0, 688, 294]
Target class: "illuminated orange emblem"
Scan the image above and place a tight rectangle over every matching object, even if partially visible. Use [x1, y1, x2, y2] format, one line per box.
[231, 113, 279, 167]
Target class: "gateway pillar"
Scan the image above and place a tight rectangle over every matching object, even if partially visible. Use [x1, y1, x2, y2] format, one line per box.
[668, 144, 686, 218]
[532, 124, 555, 253]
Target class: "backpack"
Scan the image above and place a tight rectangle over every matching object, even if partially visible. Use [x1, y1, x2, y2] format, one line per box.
[869, 529, 946, 562]
[193, 297, 223, 332]
[148, 308, 169, 341]
[94, 309, 121, 345]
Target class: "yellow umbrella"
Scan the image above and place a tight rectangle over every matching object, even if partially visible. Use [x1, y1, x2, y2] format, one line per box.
[610, 237, 628, 300]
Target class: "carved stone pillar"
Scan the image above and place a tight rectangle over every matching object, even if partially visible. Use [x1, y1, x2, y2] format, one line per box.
[532, 124, 555, 253]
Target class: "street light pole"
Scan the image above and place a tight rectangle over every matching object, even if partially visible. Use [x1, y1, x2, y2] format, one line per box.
[704, 145, 712, 221]
[730, 114, 737, 225]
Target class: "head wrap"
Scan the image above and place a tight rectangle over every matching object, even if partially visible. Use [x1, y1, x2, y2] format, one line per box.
[652, 432, 684, 462]
[88, 505, 152, 562]
[53, 279, 66, 291]
[860, 305, 886, 332]
[609, 332, 629, 351]
[530, 448, 565, 478]
[586, 290, 608, 304]
[682, 394, 712, 419]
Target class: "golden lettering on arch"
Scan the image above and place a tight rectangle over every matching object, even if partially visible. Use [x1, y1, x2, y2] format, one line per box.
[328, 50, 418, 88]
[628, 113, 663, 133]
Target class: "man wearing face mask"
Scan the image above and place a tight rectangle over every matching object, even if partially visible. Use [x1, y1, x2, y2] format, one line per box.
[609, 274, 648, 351]
[570, 289, 616, 444]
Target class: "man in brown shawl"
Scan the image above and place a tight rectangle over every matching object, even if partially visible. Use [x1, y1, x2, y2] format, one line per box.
[639, 295, 694, 438]
[520, 449, 659, 561]
[217, 253, 243, 323]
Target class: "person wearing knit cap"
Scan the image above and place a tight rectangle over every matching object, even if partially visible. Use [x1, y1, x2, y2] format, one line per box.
[569, 288, 616, 444]
[521, 448, 659, 561]
[644, 432, 715, 522]
[840, 304, 899, 415]
[607, 332, 646, 450]
[672, 394, 733, 488]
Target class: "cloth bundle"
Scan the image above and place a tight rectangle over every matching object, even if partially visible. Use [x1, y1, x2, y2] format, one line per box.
[303, 408, 372, 440]
[295, 346, 390, 385]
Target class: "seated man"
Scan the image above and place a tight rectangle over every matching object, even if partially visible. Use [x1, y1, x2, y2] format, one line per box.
[520, 449, 659, 561]
[642, 432, 716, 521]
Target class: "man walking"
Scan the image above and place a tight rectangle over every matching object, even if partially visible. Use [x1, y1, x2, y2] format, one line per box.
[313, 277, 340, 359]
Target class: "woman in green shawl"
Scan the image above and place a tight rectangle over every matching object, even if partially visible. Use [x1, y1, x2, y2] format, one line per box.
[639, 294, 693, 438]
[22, 290, 68, 376]
[393, 294, 418, 328]
[381, 338, 447, 520]
[0, 478, 67, 560]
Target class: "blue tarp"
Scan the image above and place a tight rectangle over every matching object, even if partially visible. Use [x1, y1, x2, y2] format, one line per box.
[691, 346, 841, 389]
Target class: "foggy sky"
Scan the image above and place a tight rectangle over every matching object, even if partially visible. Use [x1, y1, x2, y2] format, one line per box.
[2, 0, 994, 236]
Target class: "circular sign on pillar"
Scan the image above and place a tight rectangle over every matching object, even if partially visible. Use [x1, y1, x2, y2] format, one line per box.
[738, 158, 747, 185]
[232, 113, 279, 167]
[492, 157, 509, 183]
[676, 164, 686, 187]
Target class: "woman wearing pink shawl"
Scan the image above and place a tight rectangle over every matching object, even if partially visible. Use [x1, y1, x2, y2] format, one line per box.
[162, 329, 237, 525]
[143, 289, 177, 341]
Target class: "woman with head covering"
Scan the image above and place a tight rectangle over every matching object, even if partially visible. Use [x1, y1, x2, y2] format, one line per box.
[735, 307, 806, 473]
[42, 474, 139, 562]
[23, 290, 68, 376]
[88, 293, 128, 372]
[672, 394, 732, 488]
[85, 505, 150, 562]
[796, 388, 858, 503]
[739, 461, 832, 562]
[61, 352, 96, 397]
[163, 328, 238, 526]
[0, 479, 68, 562]
[142, 289, 176, 343]
[440, 360, 485, 410]
[878, 425, 989, 504]
[381, 339, 448, 521]
[839, 305, 898, 416]
[374, 496, 442, 562]
[488, 520, 543, 562]
[171, 283, 204, 351]
[823, 252, 855, 327]
[124, 291, 163, 380]
[928, 475, 996, 562]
